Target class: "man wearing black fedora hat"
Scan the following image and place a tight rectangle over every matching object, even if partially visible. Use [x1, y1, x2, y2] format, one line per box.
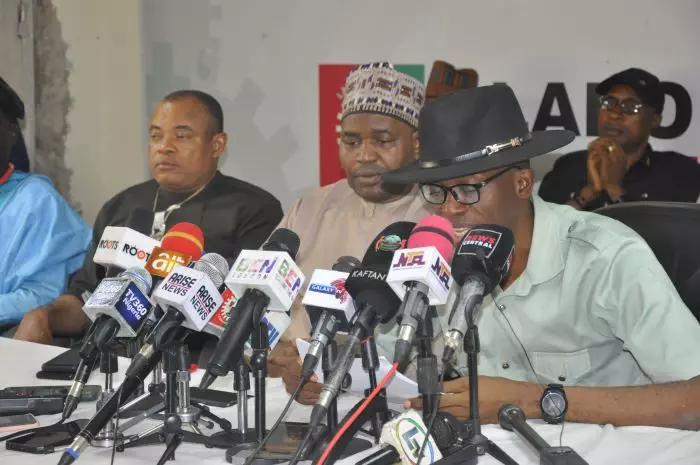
[384, 83, 700, 429]
[539, 68, 700, 210]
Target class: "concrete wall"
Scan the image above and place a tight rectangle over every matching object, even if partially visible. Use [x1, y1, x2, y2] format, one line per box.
[54, 0, 146, 224]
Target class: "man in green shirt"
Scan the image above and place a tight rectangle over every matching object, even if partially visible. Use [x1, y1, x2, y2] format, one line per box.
[383, 83, 700, 429]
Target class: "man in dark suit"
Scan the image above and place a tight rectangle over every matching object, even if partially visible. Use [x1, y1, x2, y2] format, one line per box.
[539, 68, 700, 210]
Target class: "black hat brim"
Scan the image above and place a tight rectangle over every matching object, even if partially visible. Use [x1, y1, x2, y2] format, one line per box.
[383, 129, 575, 185]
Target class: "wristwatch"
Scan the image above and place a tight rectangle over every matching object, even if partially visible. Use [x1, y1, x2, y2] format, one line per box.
[540, 384, 568, 424]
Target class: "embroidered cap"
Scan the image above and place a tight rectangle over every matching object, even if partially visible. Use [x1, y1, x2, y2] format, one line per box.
[339, 62, 425, 129]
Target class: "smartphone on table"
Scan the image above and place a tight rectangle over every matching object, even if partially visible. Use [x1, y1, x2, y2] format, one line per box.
[5, 419, 88, 454]
[0, 414, 39, 433]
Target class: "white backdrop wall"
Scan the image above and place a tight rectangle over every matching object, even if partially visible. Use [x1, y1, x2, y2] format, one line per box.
[141, 0, 700, 211]
[55, 0, 145, 224]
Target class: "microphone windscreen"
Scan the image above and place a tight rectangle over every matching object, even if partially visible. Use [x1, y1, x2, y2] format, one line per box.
[161, 222, 205, 260]
[263, 228, 301, 259]
[407, 215, 456, 261]
[119, 267, 153, 294]
[125, 207, 155, 235]
[195, 253, 230, 288]
[332, 256, 361, 273]
[452, 224, 514, 292]
[361, 221, 416, 271]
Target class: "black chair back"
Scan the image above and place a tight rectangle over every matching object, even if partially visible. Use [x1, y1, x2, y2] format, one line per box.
[596, 201, 700, 322]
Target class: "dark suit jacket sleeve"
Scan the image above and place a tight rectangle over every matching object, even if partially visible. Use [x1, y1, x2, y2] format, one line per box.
[232, 197, 285, 255]
[65, 206, 110, 301]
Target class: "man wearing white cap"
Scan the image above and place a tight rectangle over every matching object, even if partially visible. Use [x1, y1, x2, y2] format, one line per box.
[269, 62, 432, 403]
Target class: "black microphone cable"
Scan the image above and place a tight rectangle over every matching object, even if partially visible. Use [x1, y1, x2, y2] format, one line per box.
[496, 302, 567, 446]
[109, 382, 126, 465]
[287, 421, 313, 465]
[242, 374, 308, 465]
[416, 310, 448, 465]
[416, 367, 446, 465]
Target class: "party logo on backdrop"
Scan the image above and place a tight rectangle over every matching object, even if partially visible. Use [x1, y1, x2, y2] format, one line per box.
[318, 64, 425, 187]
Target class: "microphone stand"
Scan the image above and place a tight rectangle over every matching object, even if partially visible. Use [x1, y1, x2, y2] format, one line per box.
[117, 341, 231, 458]
[308, 336, 389, 465]
[251, 310, 269, 445]
[323, 340, 339, 430]
[118, 324, 167, 420]
[90, 346, 123, 448]
[206, 306, 270, 463]
[117, 361, 166, 419]
[356, 308, 446, 465]
[224, 307, 275, 462]
[498, 405, 588, 465]
[361, 336, 391, 442]
[113, 364, 167, 434]
[416, 308, 439, 423]
[432, 318, 519, 465]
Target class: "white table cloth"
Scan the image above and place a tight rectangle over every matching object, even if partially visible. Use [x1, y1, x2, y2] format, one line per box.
[1, 338, 698, 465]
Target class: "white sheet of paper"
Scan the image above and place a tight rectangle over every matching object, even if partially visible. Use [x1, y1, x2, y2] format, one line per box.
[295, 338, 418, 402]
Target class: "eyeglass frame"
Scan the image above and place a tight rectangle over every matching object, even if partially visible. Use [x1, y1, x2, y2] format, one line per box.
[419, 165, 519, 205]
[598, 94, 646, 115]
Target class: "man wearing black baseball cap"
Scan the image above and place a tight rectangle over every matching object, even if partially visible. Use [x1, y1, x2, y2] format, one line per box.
[539, 67, 700, 210]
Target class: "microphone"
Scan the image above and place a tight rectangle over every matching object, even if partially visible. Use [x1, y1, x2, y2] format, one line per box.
[225, 228, 304, 312]
[357, 409, 454, 465]
[81, 267, 154, 340]
[201, 286, 238, 338]
[199, 228, 304, 389]
[63, 268, 154, 420]
[335, 255, 362, 272]
[387, 215, 455, 370]
[56, 254, 229, 465]
[77, 208, 154, 353]
[97, 208, 156, 278]
[299, 256, 361, 381]
[92, 223, 160, 272]
[151, 252, 228, 336]
[126, 253, 229, 381]
[124, 222, 208, 373]
[62, 209, 155, 420]
[308, 221, 415, 430]
[144, 222, 203, 280]
[139, 222, 205, 338]
[442, 225, 514, 365]
[498, 404, 589, 465]
[202, 286, 292, 357]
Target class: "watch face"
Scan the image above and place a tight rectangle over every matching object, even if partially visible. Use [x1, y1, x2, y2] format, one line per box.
[541, 391, 566, 418]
